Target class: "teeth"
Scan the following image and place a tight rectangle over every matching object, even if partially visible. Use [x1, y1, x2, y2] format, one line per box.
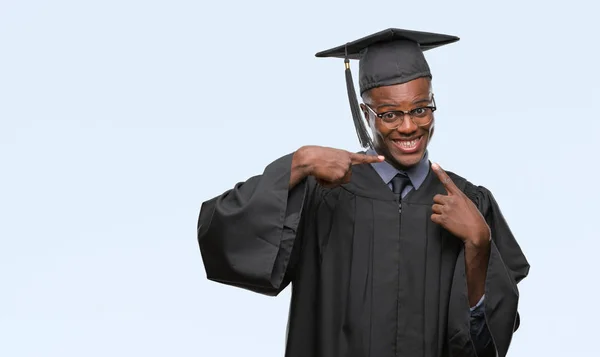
[395, 138, 419, 148]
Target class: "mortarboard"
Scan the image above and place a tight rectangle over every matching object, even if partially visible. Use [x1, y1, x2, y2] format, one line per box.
[315, 28, 460, 148]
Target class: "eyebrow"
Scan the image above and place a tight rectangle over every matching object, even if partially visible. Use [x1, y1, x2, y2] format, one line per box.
[376, 98, 431, 110]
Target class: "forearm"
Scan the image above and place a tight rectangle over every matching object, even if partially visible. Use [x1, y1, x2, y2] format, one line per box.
[464, 235, 490, 307]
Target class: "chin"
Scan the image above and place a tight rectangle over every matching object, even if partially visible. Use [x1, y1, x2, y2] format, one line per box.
[389, 150, 425, 169]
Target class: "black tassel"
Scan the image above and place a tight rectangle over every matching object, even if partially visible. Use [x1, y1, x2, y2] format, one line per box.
[344, 58, 373, 149]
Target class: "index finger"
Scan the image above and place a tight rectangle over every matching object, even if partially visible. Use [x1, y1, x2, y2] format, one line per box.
[432, 162, 459, 194]
[350, 152, 385, 165]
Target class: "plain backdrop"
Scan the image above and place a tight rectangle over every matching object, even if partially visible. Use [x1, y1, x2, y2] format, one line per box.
[1, 0, 599, 356]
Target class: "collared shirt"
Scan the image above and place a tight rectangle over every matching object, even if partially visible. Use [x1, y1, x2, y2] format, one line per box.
[366, 148, 430, 198]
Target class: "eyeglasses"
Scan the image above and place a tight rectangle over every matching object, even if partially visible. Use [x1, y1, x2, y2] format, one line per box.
[363, 96, 437, 129]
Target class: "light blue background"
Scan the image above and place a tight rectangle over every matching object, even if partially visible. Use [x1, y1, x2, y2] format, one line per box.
[1, 0, 598, 356]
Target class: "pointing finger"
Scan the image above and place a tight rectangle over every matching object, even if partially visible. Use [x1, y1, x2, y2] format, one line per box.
[432, 162, 458, 194]
[350, 153, 385, 165]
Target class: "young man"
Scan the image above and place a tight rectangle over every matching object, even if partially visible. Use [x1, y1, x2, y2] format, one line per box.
[197, 28, 530, 357]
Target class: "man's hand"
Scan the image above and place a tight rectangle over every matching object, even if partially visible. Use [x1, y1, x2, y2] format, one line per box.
[290, 145, 384, 188]
[430, 163, 490, 246]
[431, 163, 491, 307]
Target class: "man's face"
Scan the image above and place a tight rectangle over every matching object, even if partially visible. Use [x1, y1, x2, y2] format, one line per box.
[360, 77, 435, 170]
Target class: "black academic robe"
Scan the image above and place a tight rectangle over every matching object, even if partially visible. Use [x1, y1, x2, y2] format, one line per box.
[197, 153, 530, 357]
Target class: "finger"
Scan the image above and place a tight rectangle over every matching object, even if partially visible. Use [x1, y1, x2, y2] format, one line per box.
[317, 179, 339, 189]
[339, 170, 352, 184]
[328, 167, 352, 183]
[431, 213, 444, 225]
[350, 153, 385, 165]
[431, 162, 459, 194]
[432, 204, 444, 214]
[317, 169, 351, 187]
[433, 194, 450, 204]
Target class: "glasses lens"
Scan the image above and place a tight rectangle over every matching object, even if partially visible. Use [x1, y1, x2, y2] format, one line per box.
[380, 108, 434, 128]
[411, 108, 434, 126]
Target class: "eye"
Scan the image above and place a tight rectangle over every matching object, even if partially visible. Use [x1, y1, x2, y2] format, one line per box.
[382, 112, 397, 121]
[412, 107, 427, 117]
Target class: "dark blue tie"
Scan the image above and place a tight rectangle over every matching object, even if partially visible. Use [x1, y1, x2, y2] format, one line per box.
[391, 173, 411, 210]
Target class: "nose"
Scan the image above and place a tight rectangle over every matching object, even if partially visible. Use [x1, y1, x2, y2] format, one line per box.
[396, 113, 418, 135]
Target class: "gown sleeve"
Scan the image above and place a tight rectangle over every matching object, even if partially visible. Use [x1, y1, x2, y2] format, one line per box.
[196, 153, 314, 296]
[465, 184, 530, 357]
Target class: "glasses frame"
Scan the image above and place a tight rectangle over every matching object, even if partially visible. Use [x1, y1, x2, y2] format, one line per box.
[363, 96, 437, 129]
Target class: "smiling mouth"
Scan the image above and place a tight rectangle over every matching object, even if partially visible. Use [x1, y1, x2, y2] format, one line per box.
[390, 136, 424, 154]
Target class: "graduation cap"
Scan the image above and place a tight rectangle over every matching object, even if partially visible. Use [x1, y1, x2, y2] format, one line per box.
[315, 28, 460, 148]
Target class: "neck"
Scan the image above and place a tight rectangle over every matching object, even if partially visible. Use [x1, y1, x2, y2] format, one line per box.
[386, 156, 408, 171]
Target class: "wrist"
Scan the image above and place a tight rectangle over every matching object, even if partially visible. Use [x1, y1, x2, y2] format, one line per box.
[293, 146, 315, 177]
[465, 227, 491, 249]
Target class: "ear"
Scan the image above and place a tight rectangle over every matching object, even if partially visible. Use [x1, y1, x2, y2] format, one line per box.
[359, 103, 371, 124]
[428, 123, 435, 143]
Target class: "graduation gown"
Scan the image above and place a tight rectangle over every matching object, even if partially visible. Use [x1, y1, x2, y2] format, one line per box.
[197, 153, 530, 357]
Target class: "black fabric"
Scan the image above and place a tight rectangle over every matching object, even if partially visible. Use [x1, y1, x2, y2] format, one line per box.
[391, 173, 410, 197]
[197, 154, 530, 357]
[470, 302, 495, 356]
[315, 28, 459, 94]
[359, 39, 430, 95]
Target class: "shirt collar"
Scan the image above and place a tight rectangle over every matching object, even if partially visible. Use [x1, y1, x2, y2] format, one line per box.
[366, 148, 430, 190]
